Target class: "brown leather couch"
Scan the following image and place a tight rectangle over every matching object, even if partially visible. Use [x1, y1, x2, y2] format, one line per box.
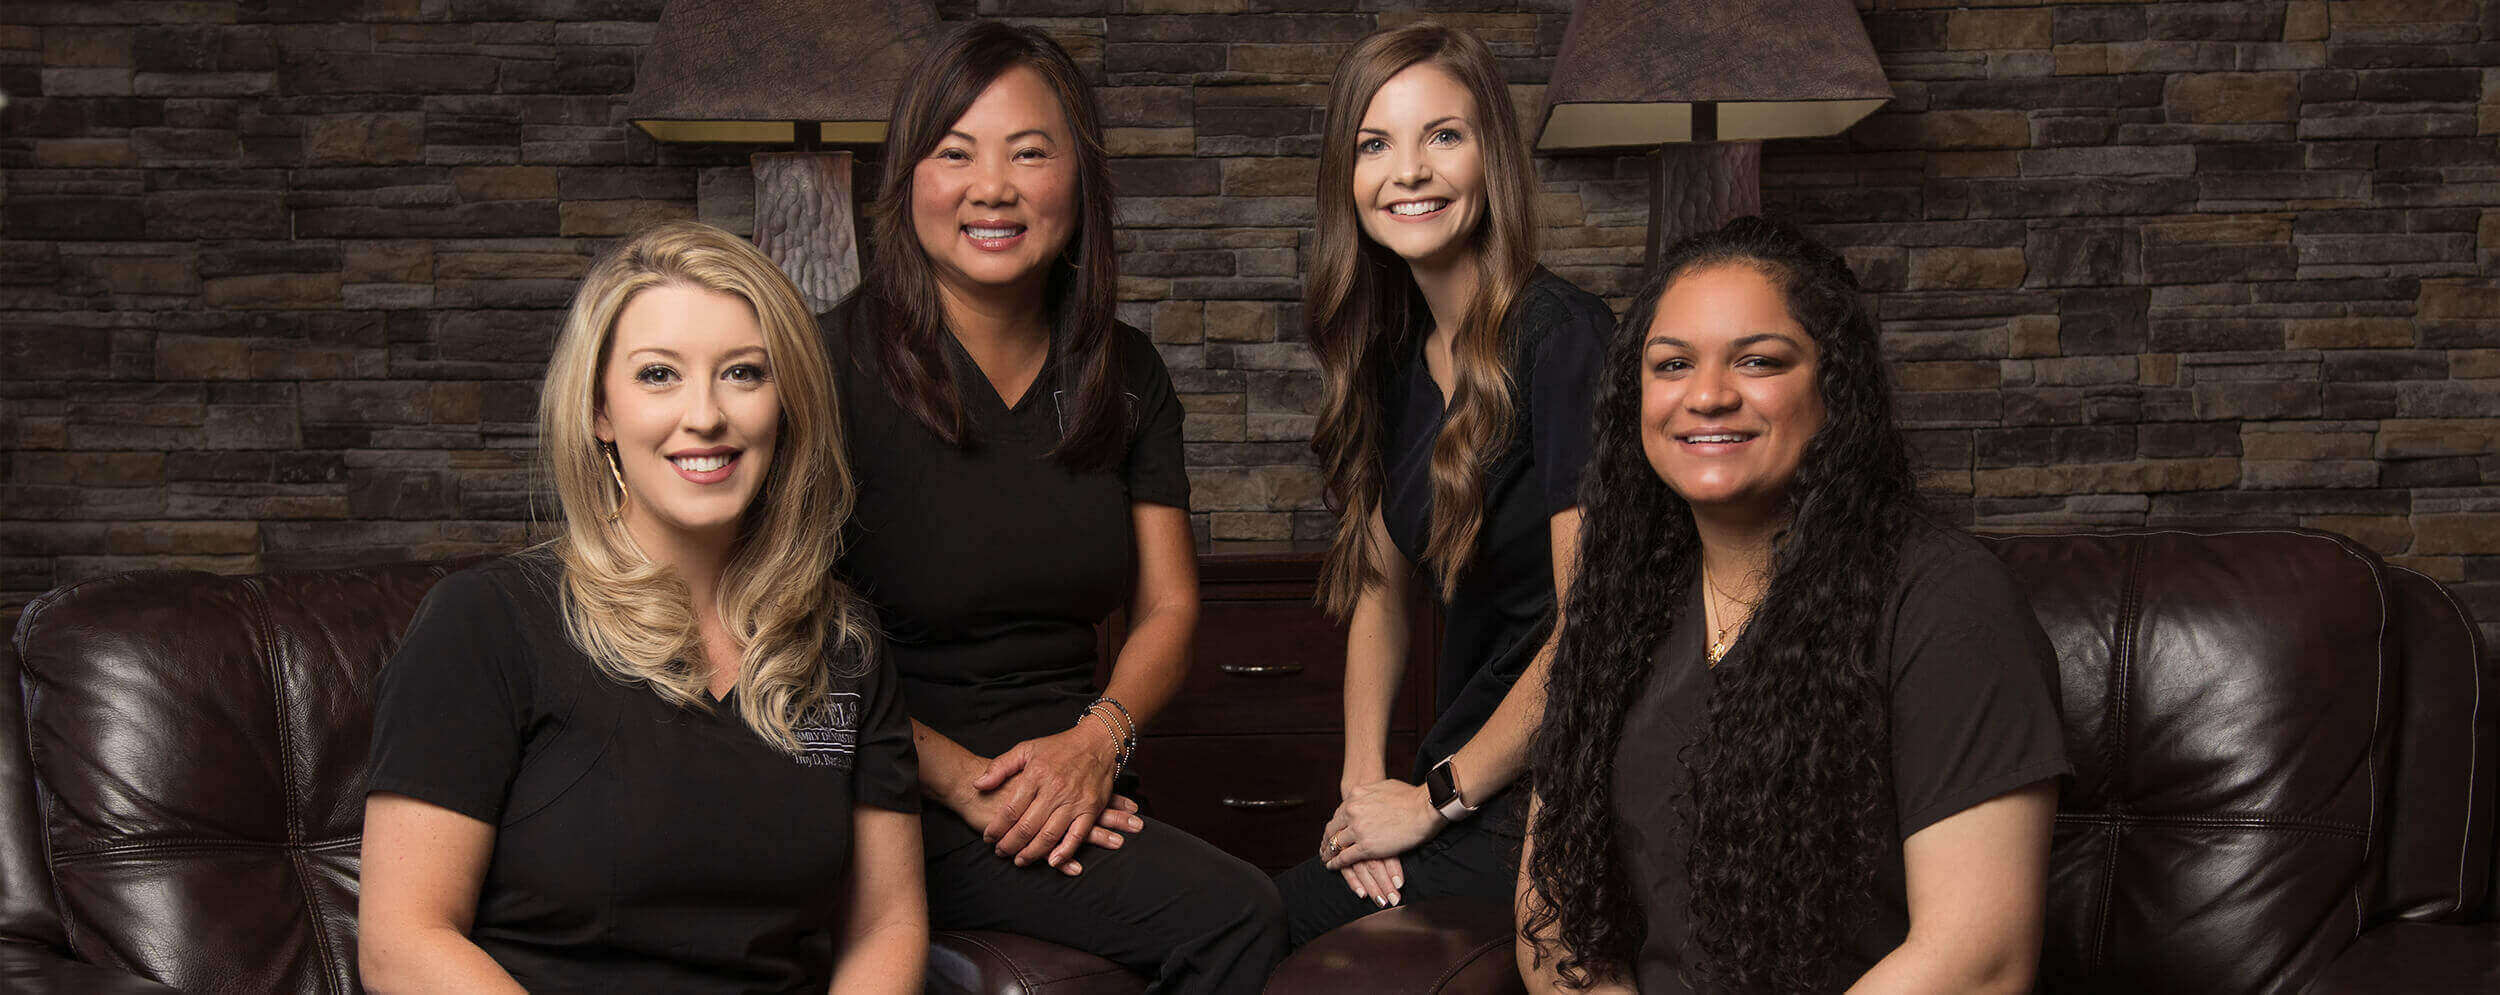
[1270, 528, 2499, 994]
[0, 559, 1149, 994]
[3, 528, 2493, 993]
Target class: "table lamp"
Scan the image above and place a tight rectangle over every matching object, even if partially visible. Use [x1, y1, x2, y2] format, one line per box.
[626, 0, 946, 310]
[1536, 0, 1891, 265]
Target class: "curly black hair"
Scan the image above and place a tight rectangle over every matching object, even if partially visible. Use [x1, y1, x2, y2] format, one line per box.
[1523, 216, 1924, 991]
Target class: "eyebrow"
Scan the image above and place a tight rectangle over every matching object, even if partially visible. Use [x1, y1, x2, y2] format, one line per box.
[1357, 116, 1467, 137]
[1644, 332, 1802, 350]
[943, 128, 1057, 144]
[625, 345, 770, 362]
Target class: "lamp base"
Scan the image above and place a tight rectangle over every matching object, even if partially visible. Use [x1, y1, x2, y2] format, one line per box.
[1645, 141, 1762, 269]
[751, 150, 861, 313]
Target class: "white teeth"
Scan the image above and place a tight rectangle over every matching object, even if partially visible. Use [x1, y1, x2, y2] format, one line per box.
[672, 454, 732, 473]
[1389, 200, 1447, 216]
[964, 225, 1022, 239]
[1683, 434, 1746, 444]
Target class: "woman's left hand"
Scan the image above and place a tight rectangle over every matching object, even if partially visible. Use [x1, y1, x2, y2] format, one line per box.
[973, 723, 1120, 868]
[1322, 778, 1442, 869]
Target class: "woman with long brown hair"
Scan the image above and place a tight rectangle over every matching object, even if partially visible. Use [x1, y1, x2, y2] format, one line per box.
[1274, 22, 1615, 946]
[818, 21, 1283, 993]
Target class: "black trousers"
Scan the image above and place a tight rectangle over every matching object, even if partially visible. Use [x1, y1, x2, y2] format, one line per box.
[923, 807, 1287, 995]
[1272, 789, 1527, 948]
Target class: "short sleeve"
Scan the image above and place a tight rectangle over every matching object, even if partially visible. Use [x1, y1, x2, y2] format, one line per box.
[849, 635, 920, 813]
[1887, 539, 2072, 839]
[366, 568, 534, 825]
[1527, 292, 1612, 517]
[1120, 327, 1190, 509]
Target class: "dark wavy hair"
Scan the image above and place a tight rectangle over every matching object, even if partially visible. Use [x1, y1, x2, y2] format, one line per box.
[1523, 216, 1923, 991]
[858, 21, 1126, 469]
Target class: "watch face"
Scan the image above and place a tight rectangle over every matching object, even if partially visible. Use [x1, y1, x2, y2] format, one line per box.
[1428, 760, 1458, 807]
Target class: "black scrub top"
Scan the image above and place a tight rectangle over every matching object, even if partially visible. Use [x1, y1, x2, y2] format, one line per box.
[366, 550, 920, 995]
[1611, 524, 2071, 993]
[1382, 268, 1613, 789]
[819, 297, 1189, 759]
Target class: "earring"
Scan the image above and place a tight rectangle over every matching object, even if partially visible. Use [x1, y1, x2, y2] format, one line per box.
[602, 443, 628, 523]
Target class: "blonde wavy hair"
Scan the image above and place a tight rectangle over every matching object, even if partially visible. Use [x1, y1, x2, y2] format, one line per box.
[536, 220, 873, 753]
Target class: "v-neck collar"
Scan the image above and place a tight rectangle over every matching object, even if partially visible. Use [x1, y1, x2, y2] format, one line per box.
[942, 325, 1055, 416]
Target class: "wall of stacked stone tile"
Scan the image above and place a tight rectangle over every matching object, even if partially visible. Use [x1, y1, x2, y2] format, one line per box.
[2, 0, 2495, 635]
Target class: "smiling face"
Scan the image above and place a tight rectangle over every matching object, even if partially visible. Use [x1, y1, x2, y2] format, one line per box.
[909, 64, 1080, 304]
[594, 282, 781, 548]
[1351, 63, 1487, 269]
[1639, 263, 1827, 520]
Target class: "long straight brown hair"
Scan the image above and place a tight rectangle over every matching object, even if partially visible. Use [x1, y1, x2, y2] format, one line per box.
[860, 20, 1127, 469]
[1309, 22, 1543, 613]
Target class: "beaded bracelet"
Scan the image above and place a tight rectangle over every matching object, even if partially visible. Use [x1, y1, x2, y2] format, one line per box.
[1082, 695, 1138, 777]
[1081, 708, 1132, 778]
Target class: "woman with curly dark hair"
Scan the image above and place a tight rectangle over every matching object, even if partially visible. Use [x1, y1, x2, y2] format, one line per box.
[1516, 217, 2068, 993]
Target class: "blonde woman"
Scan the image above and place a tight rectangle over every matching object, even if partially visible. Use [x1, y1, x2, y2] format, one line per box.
[1277, 22, 1614, 946]
[358, 221, 925, 993]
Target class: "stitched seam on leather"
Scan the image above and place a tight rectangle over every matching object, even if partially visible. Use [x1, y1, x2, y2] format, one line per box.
[2351, 543, 2387, 938]
[2053, 813, 2368, 835]
[18, 667, 80, 959]
[2089, 537, 2144, 969]
[2392, 564, 2485, 919]
[249, 581, 344, 993]
[1429, 937, 1508, 994]
[53, 835, 364, 861]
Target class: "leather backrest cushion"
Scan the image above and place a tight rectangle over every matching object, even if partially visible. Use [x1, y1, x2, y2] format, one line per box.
[2376, 565, 2492, 923]
[1985, 530, 2398, 995]
[10, 562, 464, 994]
[0, 643, 67, 951]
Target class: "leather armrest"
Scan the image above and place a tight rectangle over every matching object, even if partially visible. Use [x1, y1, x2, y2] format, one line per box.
[2303, 922, 2500, 994]
[0, 942, 180, 994]
[1264, 898, 1524, 995]
[928, 930, 1146, 995]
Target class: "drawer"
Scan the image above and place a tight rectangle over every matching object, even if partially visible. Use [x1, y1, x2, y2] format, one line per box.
[1099, 597, 1434, 737]
[1132, 732, 1417, 872]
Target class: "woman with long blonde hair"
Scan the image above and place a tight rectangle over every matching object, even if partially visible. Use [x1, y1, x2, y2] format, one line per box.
[358, 221, 925, 993]
[1276, 22, 1615, 947]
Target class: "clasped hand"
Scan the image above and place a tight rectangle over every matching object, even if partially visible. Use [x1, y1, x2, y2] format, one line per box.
[953, 723, 1139, 876]
[1320, 778, 1442, 907]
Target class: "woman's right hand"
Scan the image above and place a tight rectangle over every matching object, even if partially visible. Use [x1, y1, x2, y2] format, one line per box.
[944, 778, 1142, 877]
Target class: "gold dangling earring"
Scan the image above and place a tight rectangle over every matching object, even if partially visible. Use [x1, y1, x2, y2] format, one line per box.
[602, 443, 628, 523]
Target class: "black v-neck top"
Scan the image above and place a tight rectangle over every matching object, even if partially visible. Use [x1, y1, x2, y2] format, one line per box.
[1381, 268, 1614, 788]
[367, 550, 919, 994]
[1610, 525, 2070, 993]
[819, 298, 1189, 758]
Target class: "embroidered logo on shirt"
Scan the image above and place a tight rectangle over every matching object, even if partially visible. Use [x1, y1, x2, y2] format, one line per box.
[794, 692, 863, 770]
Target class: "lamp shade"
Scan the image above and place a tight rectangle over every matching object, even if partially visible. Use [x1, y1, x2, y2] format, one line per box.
[626, 0, 945, 145]
[1536, 0, 1890, 152]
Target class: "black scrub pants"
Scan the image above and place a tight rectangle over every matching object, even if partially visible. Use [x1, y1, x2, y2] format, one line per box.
[923, 808, 1287, 995]
[1271, 789, 1527, 949]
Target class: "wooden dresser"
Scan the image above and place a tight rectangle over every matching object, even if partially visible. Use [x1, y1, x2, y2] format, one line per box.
[1099, 544, 1440, 872]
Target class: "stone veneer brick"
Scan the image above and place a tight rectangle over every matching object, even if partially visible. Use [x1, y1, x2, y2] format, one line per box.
[1, 0, 2496, 642]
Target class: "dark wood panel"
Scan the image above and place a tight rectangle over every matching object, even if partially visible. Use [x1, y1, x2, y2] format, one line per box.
[1133, 732, 1418, 872]
[1157, 599, 1389, 735]
[1095, 549, 1442, 737]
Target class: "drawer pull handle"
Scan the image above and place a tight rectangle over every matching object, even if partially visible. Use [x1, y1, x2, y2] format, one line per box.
[1218, 663, 1305, 677]
[1220, 796, 1308, 810]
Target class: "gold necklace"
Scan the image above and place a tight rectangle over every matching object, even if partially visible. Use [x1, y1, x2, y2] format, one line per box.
[1700, 564, 1757, 666]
